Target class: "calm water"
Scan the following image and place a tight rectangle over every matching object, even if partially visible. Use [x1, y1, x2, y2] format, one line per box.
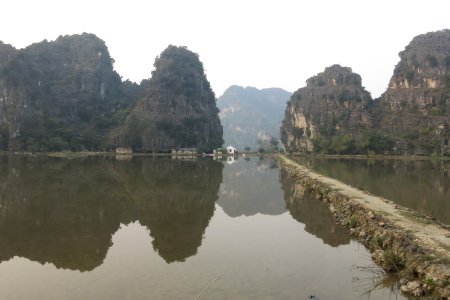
[0, 155, 406, 299]
[291, 156, 450, 224]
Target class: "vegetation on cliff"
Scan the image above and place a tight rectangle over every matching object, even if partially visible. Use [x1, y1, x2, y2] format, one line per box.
[281, 65, 386, 154]
[0, 35, 222, 152]
[0, 33, 140, 151]
[379, 29, 450, 155]
[281, 30, 450, 155]
[112, 45, 223, 152]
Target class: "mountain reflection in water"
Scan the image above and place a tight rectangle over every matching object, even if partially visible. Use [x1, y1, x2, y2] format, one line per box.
[292, 157, 450, 224]
[0, 155, 409, 300]
[279, 168, 351, 247]
[0, 156, 222, 270]
[217, 157, 287, 217]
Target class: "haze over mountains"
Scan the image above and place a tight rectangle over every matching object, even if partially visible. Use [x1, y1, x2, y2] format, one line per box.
[218, 86, 291, 150]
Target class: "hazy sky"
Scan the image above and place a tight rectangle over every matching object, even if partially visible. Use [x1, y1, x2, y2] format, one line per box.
[0, 0, 449, 97]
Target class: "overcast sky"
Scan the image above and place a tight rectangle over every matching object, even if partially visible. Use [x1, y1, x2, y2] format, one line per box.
[0, 0, 449, 97]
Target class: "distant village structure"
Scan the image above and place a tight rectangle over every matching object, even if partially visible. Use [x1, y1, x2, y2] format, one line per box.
[226, 146, 237, 154]
[213, 145, 238, 157]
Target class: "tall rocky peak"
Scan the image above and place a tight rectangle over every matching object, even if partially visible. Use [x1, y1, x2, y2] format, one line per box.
[380, 29, 450, 154]
[383, 29, 450, 113]
[118, 45, 223, 152]
[281, 65, 373, 153]
[218, 85, 291, 150]
[281, 29, 450, 155]
[3, 33, 118, 91]
[0, 33, 133, 151]
[306, 65, 363, 87]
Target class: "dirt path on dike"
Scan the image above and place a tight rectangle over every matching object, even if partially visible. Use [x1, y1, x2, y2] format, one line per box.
[279, 155, 450, 260]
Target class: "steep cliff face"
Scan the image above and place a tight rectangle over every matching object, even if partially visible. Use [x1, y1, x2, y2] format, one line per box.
[0, 36, 222, 153]
[0, 42, 18, 149]
[116, 45, 223, 152]
[281, 65, 373, 153]
[0, 33, 134, 151]
[281, 30, 450, 155]
[0, 42, 17, 71]
[379, 29, 450, 154]
[218, 85, 291, 150]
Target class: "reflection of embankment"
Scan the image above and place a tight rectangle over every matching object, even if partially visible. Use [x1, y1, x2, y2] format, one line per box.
[279, 168, 350, 247]
[217, 157, 287, 217]
[0, 156, 223, 270]
[280, 155, 450, 299]
[293, 157, 450, 223]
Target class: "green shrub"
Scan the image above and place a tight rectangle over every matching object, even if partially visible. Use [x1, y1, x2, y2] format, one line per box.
[348, 215, 358, 228]
[373, 235, 385, 249]
[382, 249, 405, 272]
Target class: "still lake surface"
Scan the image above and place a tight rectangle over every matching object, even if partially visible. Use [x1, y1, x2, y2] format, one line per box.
[291, 156, 450, 224]
[0, 155, 406, 299]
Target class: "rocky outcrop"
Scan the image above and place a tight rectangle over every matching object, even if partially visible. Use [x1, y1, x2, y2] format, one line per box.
[0, 36, 223, 153]
[0, 33, 133, 151]
[0, 41, 17, 71]
[383, 30, 450, 112]
[218, 85, 291, 150]
[0, 42, 18, 149]
[281, 30, 450, 155]
[379, 29, 450, 154]
[114, 45, 223, 152]
[281, 65, 373, 153]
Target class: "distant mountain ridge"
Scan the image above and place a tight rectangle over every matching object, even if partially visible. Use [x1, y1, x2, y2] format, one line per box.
[218, 85, 291, 150]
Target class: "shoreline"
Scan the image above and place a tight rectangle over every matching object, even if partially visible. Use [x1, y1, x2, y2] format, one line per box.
[287, 153, 450, 161]
[1, 150, 449, 161]
[278, 155, 450, 299]
[0, 151, 264, 159]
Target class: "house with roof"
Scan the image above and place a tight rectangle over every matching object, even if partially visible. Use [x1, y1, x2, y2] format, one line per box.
[226, 146, 237, 155]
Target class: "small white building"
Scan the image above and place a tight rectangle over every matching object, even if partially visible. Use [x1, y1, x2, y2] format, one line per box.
[226, 146, 237, 155]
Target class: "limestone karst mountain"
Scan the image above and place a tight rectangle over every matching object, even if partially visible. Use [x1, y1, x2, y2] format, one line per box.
[281, 29, 450, 155]
[218, 85, 291, 151]
[112, 45, 223, 152]
[281, 65, 373, 153]
[0, 35, 223, 152]
[378, 29, 450, 154]
[0, 33, 135, 151]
